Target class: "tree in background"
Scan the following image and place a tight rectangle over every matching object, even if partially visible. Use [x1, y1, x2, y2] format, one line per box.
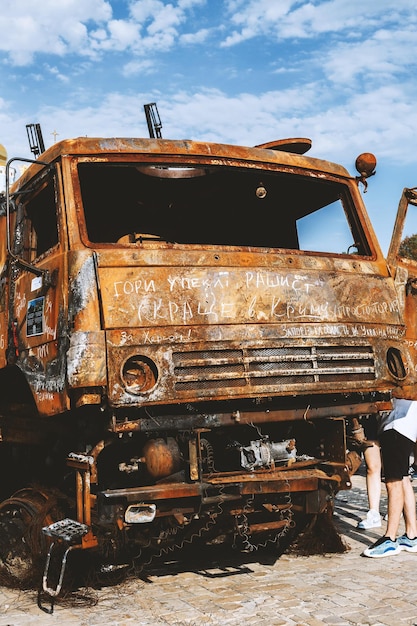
[399, 234, 417, 260]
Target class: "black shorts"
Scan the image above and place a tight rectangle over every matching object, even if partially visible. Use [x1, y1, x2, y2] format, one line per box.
[379, 429, 414, 481]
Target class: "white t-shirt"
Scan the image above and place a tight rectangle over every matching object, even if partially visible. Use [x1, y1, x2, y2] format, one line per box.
[379, 398, 417, 443]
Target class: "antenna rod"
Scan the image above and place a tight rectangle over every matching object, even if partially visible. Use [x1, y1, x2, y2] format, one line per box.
[26, 123, 45, 157]
[143, 103, 162, 138]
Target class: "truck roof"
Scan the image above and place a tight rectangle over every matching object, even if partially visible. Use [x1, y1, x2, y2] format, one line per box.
[12, 136, 351, 191]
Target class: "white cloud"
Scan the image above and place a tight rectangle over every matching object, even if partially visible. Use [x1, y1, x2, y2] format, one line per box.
[180, 28, 212, 45]
[145, 3, 183, 35]
[0, 0, 209, 65]
[128, 0, 168, 23]
[6, 78, 411, 168]
[178, 0, 206, 8]
[0, 0, 113, 65]
[222, 0, 417, 42]
[44, 64, 70, 83]
[321, 27, 417, 84]
[1, 0, 415, 259]
[221, 0, 294, 45]
[104, 20, 141, 50]
[1, 0, 417, 176]
[121, 59, 156, 77]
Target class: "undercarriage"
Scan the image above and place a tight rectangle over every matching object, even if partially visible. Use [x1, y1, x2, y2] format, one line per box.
[0, 401, 362, 602]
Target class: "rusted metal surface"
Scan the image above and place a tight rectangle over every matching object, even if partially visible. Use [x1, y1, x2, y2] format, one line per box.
[0, 134, 415, 597]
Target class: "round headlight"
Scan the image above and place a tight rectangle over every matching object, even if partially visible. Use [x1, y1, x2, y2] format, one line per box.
[387, 347, 407, 380]
[121, 356, 158, 394]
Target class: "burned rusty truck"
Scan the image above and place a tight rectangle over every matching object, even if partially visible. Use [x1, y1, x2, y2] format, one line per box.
[0, 135, 415, 591]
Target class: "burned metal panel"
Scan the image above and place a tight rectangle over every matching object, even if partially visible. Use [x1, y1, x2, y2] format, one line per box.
[66, 331, 106, 387]
[66, 253, 106, 389]
[0, 162, 74, 416]
[105, 331, 405, 406]
[67, 252, 101, 329]
[9, 137, 351, 186]
[385, 188, 417, 397]
[97, 259, 409, 406]
[97, 265, 402, 329]
[10, 271, 70, 415]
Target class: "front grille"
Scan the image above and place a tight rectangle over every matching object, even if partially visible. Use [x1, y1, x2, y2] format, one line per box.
[173, 344, 375, 392]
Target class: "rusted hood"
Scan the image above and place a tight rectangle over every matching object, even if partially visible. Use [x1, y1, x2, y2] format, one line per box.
[97, 262, 402, 335]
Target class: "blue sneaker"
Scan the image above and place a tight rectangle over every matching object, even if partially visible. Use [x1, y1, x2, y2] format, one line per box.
[363, 536, 401, 558]
[398, 534, 417, 552]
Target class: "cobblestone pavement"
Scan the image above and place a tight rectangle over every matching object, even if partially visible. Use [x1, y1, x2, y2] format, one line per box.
[2, 464, 417, 626]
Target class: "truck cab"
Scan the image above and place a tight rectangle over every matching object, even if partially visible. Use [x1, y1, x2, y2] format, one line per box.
[0, 136, 413, 592]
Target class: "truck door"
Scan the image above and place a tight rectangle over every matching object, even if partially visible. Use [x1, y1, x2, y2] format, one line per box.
[7, 165, 69, 415]
[386, 187, 417, 392]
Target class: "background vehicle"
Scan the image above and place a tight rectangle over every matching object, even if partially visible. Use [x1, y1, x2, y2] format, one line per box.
[0, 134, 413, 599]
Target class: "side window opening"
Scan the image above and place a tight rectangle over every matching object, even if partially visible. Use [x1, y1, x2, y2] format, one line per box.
[398, 199, 417, 262]
[20, 178, 59, 260]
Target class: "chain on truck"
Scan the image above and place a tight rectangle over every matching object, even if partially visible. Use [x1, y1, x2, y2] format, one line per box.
[0, 123, 417, 607]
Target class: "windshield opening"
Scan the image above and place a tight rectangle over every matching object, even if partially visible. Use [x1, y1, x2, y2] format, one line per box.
[77, 162, 371, 255]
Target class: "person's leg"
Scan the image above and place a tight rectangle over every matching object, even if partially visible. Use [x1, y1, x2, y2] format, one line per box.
[357, 442, 382, 528]
[402, 475, 417, 539]
[363, 428, 405, 557]
[397, 475, 417, 552]
[385, 479, 404, 540]
[363, 442, 381, 512]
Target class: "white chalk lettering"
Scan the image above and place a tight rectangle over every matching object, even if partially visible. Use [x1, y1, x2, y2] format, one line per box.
[167, 273, 230, 291]
[143, 329, 193, 344]
[15, 293, 27, 318]
[37, 343, 49, 359]
[281, 324, 403, 339]
[132, 294, 401, 324]
[114, 279, 156, 297]
[36, 391, 55, 402]
[220, 302, 235, 317]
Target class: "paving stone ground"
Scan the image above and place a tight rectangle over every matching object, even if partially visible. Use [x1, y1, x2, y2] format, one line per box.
[1, 462, 417, 626]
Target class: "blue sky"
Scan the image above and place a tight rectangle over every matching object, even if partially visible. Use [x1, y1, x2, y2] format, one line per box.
[1, 0, 417, 253]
